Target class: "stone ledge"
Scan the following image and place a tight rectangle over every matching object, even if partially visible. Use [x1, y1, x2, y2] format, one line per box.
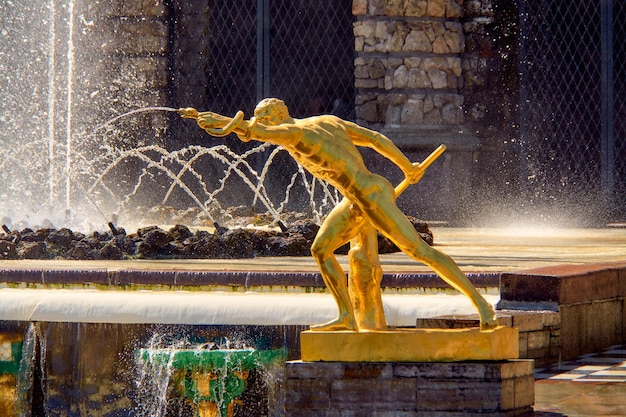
[499, 262, 626, 306]
[381, 125, 480, 151]
[499, 262, 626, 360]
[417, 310, 561, 367]
[0, 266, 498, 291]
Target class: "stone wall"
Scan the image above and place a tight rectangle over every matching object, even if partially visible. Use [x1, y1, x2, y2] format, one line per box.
[351, 0, 491, 221]
[350, 1, 521, 222]
[353, 0, 466, 130]
[284, 360, 535, 416]
[499, 263, 626, 361]
[86, 0, 519, 222]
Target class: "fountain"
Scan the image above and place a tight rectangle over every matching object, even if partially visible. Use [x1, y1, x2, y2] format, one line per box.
[0, 2, 340, 232]
[1, 2, 625, 416]
[138, 347, 285, 417]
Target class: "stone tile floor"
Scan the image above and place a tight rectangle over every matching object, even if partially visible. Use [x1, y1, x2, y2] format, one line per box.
[533, 344, 626, 416]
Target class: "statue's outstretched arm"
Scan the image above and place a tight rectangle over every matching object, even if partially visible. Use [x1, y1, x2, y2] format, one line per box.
[179, 108, 251, 138]
[178, 107, 298, 145]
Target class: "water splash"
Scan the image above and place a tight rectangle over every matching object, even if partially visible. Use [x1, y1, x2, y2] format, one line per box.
[0, 104, 339, 231]
[65, 0, 75, 214]
[135, 334, 285, 417]
[134, 334, 185, 417]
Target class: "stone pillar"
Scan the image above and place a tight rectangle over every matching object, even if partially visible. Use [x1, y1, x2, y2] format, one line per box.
[352, 0, 478, 221]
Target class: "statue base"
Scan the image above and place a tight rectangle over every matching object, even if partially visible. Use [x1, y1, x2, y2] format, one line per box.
[300, 326, 518, 362]
[284, 359, 535, 416]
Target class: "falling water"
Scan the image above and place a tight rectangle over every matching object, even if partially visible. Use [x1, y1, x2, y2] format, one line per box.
[134, 334, 182, 417]
[47, 0, 57, 207]
[15, 323, 46, 417]
[65, 0, 75, 216]
[0, 1, 340, 232]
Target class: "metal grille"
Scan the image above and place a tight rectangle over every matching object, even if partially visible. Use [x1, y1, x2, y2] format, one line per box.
[201, 0, 355, 118]
[613, 1, 626, 214]
[519, 0, 624, 220]
[268, 0, 355, 119]
[204, 1, 259, 116]
[152, 1, 355, 219]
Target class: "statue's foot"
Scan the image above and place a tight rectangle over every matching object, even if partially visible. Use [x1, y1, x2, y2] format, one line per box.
[310, 316, 358, 332]
[479, 306, 498, 330]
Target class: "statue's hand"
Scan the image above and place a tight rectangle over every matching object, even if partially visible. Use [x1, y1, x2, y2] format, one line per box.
[197, 111, 230, 129]
[199, 111, 245, 137]
[178, 107, 199, 119]
[406, 162, 425, 185]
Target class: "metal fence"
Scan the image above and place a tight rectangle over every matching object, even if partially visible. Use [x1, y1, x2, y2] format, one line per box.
[518, 0, 625, 220]
[161, 1, 354, 215]
[201, 0, 355, 119]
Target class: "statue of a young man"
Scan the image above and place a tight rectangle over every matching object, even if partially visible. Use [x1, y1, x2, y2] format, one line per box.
[181, 98, 497, 331]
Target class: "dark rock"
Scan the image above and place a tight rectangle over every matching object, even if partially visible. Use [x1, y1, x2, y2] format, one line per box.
[0, 240, 17, 259]
[69, 237, 102, 260]
[20, 228, 53, 243]
[114, 234, 139, 256]
[17, 241, 48, 259]
[219, 229, 256, 258]
[183, 231, 223, 258]
[46, 228, 75, 250]
[140, 227, 173, 248]
[377, 233, 398, 254]
[100, 240, 124, 260]
[213, 222, 229, 235]
[136, 241, 157, 259]
[1, 208, 434, 259]
[286, 220, 320, 241]
[266, 233, 310, 256]
[251, 229, 282, 256]
[168, 224, 193, 241]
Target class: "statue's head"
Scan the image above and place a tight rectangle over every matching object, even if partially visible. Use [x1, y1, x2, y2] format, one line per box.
[254, 98, 290, 125]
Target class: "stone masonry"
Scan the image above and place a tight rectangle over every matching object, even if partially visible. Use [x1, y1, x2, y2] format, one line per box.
[352, 0, 485, 221]
[284, 360, 535, 416]
[353, 0, 466, 129]
[77, 0, 508, 221]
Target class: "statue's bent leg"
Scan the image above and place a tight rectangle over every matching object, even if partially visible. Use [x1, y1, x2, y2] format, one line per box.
[348, 221, 387, 330]
[366, 202, 497, 329]
[310, 198, 364, 331]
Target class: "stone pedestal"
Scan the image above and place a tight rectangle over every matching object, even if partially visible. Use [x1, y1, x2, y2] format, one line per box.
[284, 360, 535, 416]
[301, 326, 519, 362]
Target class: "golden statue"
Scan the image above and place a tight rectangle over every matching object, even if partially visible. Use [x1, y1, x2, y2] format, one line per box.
[180, 99, 497, 331]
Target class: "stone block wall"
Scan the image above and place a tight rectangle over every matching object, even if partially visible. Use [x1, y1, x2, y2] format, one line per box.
[73, 0, 519, 222]
[352, 0, 495, 221]
[284, 360, 535, 416]
[353, 0, 466, 130]
[499, 263, 626, 361]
